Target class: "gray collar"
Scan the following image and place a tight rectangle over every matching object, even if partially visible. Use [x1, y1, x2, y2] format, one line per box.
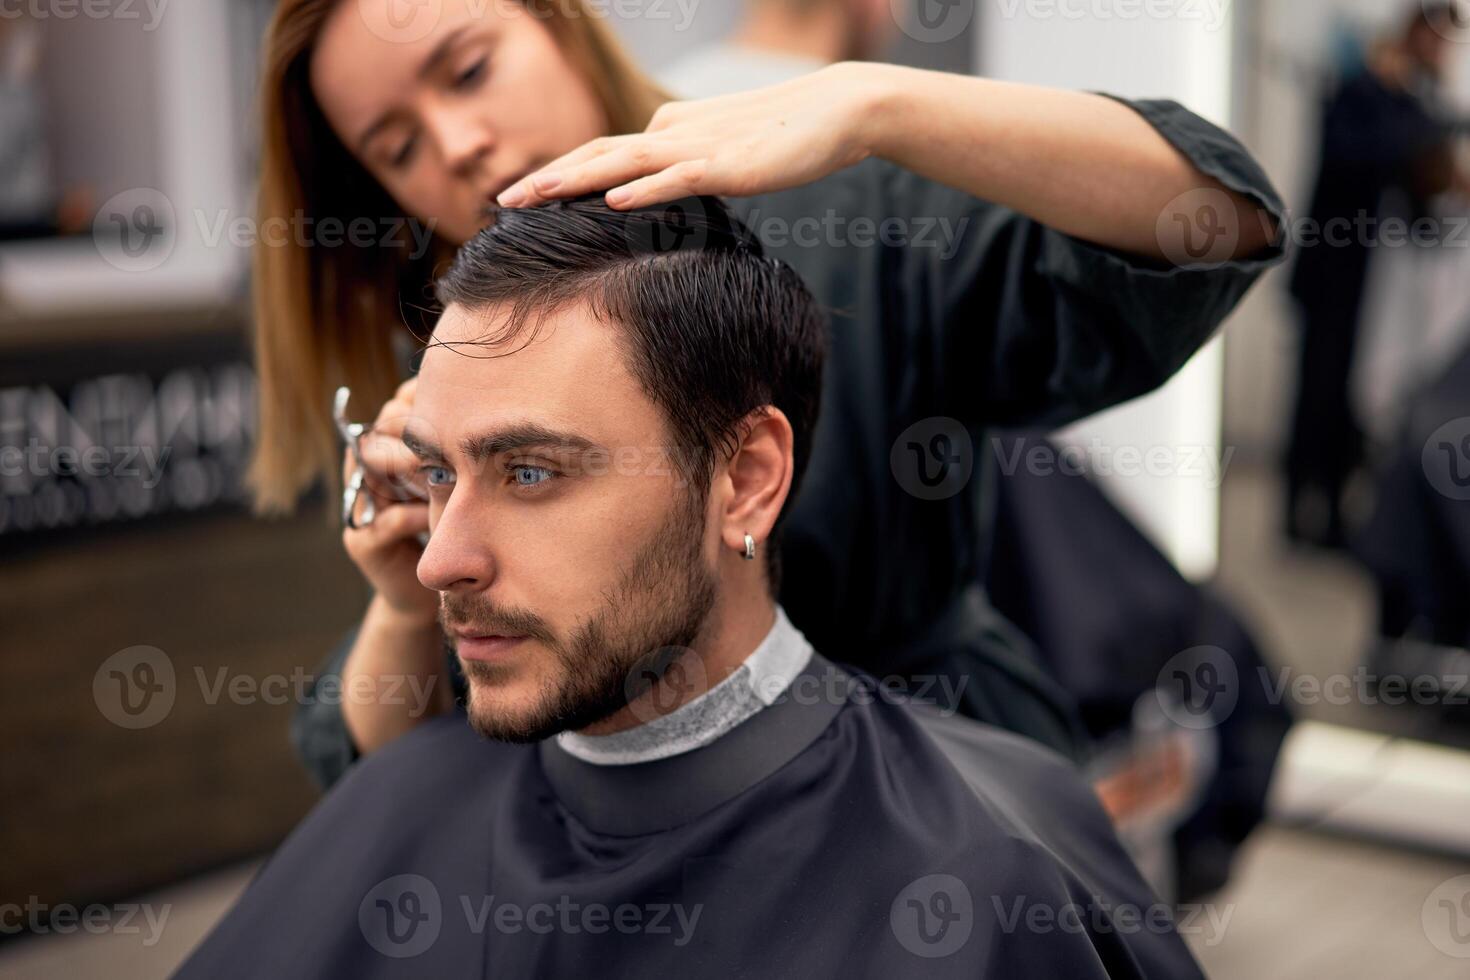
[538, 653, 848, 836]
[554, 605, 813, 766]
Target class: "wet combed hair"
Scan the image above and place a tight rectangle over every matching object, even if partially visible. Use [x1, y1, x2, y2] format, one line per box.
[433, 195, 827, 593]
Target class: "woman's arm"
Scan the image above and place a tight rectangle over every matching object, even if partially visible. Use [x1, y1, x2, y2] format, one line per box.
[291, 598, 454, 791]
[340, 594, 453, 755]
[857, 67, 1276, 261]
[498, 62, 1277, 263]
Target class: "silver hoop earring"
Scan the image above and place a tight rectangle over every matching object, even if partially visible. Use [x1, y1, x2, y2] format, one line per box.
[742, 533, 756, 561]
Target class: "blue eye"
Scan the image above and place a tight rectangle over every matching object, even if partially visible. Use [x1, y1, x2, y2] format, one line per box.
[423, 465, 455, 488]
[511, 464, 554, 488]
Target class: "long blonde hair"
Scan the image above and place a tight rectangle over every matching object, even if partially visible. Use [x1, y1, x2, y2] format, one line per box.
[248, 0, 667, 514]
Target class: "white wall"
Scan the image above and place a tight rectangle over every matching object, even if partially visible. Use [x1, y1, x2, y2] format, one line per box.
[978, 0, 1240, 579]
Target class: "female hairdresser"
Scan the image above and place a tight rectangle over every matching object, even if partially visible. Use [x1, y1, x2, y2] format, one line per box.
[254, 0, 1286, 789]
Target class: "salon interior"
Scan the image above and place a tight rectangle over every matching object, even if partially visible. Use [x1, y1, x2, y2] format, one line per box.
[3, 1, 1470, 977]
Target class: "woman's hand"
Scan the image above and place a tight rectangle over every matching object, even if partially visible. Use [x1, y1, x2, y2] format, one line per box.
[341, 377, 437, 627]
[497, 62, 891, 211]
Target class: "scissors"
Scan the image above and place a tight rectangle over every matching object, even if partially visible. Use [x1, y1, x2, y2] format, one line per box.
[334, 385, 376, 529]
[335, 385, 433, 535]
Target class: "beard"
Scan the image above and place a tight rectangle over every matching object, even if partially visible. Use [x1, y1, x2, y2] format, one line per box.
[439, 487, 717, 743]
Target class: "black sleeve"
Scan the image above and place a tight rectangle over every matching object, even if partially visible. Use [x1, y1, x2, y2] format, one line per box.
[883, 96, 1287, 429]
[289, 627, 364, 791]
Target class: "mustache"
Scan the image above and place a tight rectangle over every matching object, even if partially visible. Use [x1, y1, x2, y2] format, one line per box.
[439, 594, 555, 644]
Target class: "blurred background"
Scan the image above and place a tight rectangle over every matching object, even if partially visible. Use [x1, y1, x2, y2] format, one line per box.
[3, 1, 1470, 977]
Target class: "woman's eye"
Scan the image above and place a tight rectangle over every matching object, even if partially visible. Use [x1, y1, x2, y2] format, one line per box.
[453, 57, 488, 90]
[390, 134, 419, 169]
[422, 465, 455, 488]
[510, 464, 554, 488]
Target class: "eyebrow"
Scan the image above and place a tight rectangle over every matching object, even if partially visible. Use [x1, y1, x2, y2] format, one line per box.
[401, 421, 605, 465]
[354, 26, 470, 154]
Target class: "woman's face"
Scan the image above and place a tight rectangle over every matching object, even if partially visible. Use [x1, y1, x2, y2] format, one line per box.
[310, 0, 608, 245]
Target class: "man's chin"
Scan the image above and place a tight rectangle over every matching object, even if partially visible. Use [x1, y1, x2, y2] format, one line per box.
[461, 668, 561, 743]
[461, 665, 633, 745]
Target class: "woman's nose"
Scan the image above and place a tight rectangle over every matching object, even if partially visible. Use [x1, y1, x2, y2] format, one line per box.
[423, 103, 497, 179]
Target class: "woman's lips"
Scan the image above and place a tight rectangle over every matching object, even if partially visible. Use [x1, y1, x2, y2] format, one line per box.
[454, 634, 528, 662]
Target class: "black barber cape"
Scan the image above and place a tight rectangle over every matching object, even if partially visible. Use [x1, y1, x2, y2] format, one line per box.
[294, 97, 1288, 788]
[181, 656, 1205, 978]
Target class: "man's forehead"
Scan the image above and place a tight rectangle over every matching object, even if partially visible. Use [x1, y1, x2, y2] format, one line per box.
[415, 302, 655, 445]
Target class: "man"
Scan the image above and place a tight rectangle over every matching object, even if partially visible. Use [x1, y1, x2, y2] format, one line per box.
[1286, 1, 1470, 547]
[180, 198, 1206, 977]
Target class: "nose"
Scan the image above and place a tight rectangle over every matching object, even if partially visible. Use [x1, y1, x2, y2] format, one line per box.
[417, 490, 495, 594]
[422, 101, 496, 180]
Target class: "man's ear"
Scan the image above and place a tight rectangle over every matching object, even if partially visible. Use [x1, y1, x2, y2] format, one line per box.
[719, 408, 794, 556]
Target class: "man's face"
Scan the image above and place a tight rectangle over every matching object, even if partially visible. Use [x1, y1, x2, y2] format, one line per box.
[409, 301, 718, 741]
